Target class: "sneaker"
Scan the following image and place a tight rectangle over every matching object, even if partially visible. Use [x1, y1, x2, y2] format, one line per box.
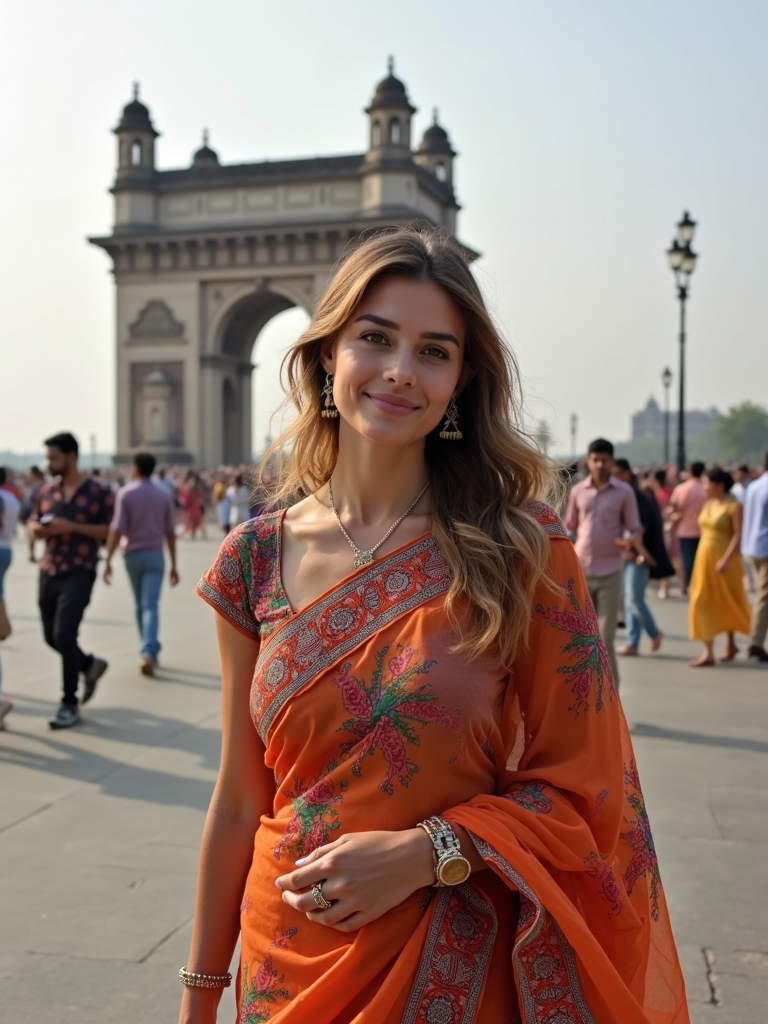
[82, 657, 108, 705]
[49, 702, 81, 730]
[747, 645, 768, 663]
[0, 697, 14, 730]
[140, 656, 155, 677]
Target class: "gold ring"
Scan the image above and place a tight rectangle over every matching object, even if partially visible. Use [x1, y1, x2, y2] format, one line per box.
[311, 881, 332, 910]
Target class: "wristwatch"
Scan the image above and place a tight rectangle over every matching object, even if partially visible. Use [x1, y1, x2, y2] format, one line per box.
[417, 816, 472, 887]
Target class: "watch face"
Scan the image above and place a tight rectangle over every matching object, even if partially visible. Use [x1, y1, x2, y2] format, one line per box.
[437, 855, 471, 886]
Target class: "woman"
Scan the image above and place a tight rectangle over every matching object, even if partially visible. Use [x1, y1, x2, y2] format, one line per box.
[226, 474, 253, 530]
[614, 461, 673, 657]
[183, 228, 688, 1024]
[689, 467, 751, 667]
[181, 472, 206, 539]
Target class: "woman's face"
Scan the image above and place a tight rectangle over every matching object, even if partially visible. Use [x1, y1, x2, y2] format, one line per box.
[704, 476, 724, 499]
[321, 275, 470, 447]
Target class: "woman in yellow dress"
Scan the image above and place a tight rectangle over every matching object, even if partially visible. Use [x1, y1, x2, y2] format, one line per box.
[689, 467, 751, 666]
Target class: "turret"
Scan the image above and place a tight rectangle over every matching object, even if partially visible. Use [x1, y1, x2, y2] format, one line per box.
[112, 84, 159, 230]
[415, 110, 456, 185]
[365, 57, 416, 161]
[191, 130, 220, 170]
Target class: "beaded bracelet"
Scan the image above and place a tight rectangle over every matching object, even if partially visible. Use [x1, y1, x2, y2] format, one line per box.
[178, 966, 232, 989]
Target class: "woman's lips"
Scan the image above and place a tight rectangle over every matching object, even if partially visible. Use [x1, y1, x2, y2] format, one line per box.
[365, 393, 419, 417]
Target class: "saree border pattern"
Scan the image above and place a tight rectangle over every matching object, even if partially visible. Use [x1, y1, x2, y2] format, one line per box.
[403, 884, 498, 1024]
[253, 537, 452, 742]
[468, 833, 597, 1024]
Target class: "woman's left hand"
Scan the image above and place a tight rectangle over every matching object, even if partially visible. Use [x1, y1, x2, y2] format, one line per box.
[276, 828, 435, 932]
[715, 557, 729, 574]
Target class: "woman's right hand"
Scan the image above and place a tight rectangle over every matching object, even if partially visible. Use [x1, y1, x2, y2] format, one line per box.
[179, 985, 222, 1024]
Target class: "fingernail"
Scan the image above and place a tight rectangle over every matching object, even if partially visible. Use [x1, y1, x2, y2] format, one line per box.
[295, 857, 307, 867]
[275, 878, 282, 889]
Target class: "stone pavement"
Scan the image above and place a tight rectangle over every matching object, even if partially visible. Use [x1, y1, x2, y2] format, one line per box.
[0, 534, 766, 1023]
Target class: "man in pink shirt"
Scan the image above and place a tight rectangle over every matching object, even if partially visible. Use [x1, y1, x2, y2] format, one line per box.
[669, 461, 706, 593]
[565, 438, 643, 687]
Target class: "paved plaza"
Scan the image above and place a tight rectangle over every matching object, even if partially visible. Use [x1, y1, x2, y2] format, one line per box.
[1, 534, 766, 1023]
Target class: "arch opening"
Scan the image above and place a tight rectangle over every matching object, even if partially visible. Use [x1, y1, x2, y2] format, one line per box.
[209, 291, 311, 465]
[252, 306, 311, 459]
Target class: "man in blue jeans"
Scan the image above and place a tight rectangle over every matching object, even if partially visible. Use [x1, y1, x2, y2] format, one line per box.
[104, 453, 178, 675]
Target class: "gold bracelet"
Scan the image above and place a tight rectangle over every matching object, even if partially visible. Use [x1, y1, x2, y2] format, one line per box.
[178, 966, 232, 989]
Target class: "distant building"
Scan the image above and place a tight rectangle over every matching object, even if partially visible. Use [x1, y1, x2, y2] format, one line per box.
[632, 398, 721, 442]
[89, 61, 476, 466]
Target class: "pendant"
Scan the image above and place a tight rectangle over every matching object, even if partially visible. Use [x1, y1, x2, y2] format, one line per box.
[354, 550, 375, 569]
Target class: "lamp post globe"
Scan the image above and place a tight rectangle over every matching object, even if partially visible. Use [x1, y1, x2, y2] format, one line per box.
[666, 212, 699, 473]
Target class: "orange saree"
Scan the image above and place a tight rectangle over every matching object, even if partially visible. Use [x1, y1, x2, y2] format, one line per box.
[197, 505, 689, 1024]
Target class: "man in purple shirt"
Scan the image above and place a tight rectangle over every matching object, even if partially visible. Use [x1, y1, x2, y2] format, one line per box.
[564, 438, 643, 687]
[104, 453, 179, 676]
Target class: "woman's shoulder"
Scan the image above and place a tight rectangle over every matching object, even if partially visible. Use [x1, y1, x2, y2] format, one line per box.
[523, 500, 569, 539]
[226, 510, 283, 552]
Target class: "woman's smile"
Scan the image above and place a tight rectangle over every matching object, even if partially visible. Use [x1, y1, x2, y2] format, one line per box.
[364, 392, 420, 416]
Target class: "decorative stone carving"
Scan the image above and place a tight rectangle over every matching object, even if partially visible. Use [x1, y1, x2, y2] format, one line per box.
[130, 362, 184, 447]
[129, 300, 184, 339]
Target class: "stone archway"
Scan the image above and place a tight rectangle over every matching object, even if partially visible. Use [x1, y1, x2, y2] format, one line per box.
[200, 284, 308, 465]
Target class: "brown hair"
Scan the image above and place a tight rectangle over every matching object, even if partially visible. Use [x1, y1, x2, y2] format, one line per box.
[258, 226, 561, 667]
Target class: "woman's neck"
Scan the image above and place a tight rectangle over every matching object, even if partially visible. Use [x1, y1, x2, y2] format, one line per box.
[327, 427, 430, 527]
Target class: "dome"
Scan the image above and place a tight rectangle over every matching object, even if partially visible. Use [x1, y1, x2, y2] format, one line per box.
[366, 57, 416, 113]
[192, 131, 219, 168]
[418, 111, 455, 155]
[114, 84, 158, 136]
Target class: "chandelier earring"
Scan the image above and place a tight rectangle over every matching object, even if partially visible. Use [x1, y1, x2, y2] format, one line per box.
[321, 372, 338, 418]
[439, 396, 463, 440]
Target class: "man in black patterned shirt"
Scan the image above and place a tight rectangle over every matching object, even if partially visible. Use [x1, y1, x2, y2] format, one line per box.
[28, 433, 114, 729]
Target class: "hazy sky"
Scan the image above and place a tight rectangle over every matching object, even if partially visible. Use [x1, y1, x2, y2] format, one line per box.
[2, 0, 766, 458]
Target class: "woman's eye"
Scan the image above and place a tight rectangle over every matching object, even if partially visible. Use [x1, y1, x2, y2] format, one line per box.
[423, 346, 449, 360]
[361, 330, 388, 345]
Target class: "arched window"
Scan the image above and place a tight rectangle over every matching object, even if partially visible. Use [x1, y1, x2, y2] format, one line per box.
[372, 120, 381, 147]
[389, 118, 401, 145]
[131, 140, 142, 166]
[435, 161, 448, 182]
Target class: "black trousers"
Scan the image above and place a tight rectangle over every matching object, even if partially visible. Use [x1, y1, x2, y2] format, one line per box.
[680, 536, 700, 588]
[38, 571, 96, 706]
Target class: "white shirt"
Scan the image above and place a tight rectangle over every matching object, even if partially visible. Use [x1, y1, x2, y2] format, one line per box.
[730, 481, 747, 504]
[226, 485, 252, 527]
[0, 489, 21, 549]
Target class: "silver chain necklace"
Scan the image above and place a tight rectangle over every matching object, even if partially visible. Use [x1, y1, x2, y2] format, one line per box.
[328, 477, 430, 569]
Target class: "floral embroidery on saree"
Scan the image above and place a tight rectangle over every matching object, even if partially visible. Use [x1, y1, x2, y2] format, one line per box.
[504, 782, 554, 815]
[403, 885, 497, 1024]
[583, 852, 623, 917]
[252, 537, 452, 741]
[535, 579, 614, 715]
[273, 773, 348, 859]
[525, 501, 568, 538]
[466, 833, 597, 1024]
[621, 761, 661, 921]
[197, 512, 290, 639]
[239, 928, 297, 1023]
[335, 644, 462, 795]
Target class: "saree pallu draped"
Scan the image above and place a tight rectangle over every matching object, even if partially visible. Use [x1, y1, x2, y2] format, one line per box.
[197, 506, 689, 1024]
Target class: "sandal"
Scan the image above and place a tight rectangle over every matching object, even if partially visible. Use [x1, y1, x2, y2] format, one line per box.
[689, 657, 715, 668]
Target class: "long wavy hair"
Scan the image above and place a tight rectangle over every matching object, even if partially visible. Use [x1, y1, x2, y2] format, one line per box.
[257, 226, 561, 667]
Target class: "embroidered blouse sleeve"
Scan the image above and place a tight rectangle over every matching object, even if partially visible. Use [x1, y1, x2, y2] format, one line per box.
[197, 524, 259, 638]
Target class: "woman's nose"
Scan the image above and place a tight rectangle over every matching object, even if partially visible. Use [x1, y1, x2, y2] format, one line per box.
[384, 348, 416, 385]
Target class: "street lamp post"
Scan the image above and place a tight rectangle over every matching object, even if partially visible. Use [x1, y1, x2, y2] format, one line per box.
[666, 211, 698, 473]
[570, 412, 578, 462]
[661, 367, 673, 465]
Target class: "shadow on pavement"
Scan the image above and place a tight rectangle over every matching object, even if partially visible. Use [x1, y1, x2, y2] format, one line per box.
[632, 722, 768, 754]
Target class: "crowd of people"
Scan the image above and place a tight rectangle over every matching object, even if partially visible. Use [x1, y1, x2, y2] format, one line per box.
[1, 431, 766, 735]
[563, 440, 768, 679]
[0, 436, 273, 730]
